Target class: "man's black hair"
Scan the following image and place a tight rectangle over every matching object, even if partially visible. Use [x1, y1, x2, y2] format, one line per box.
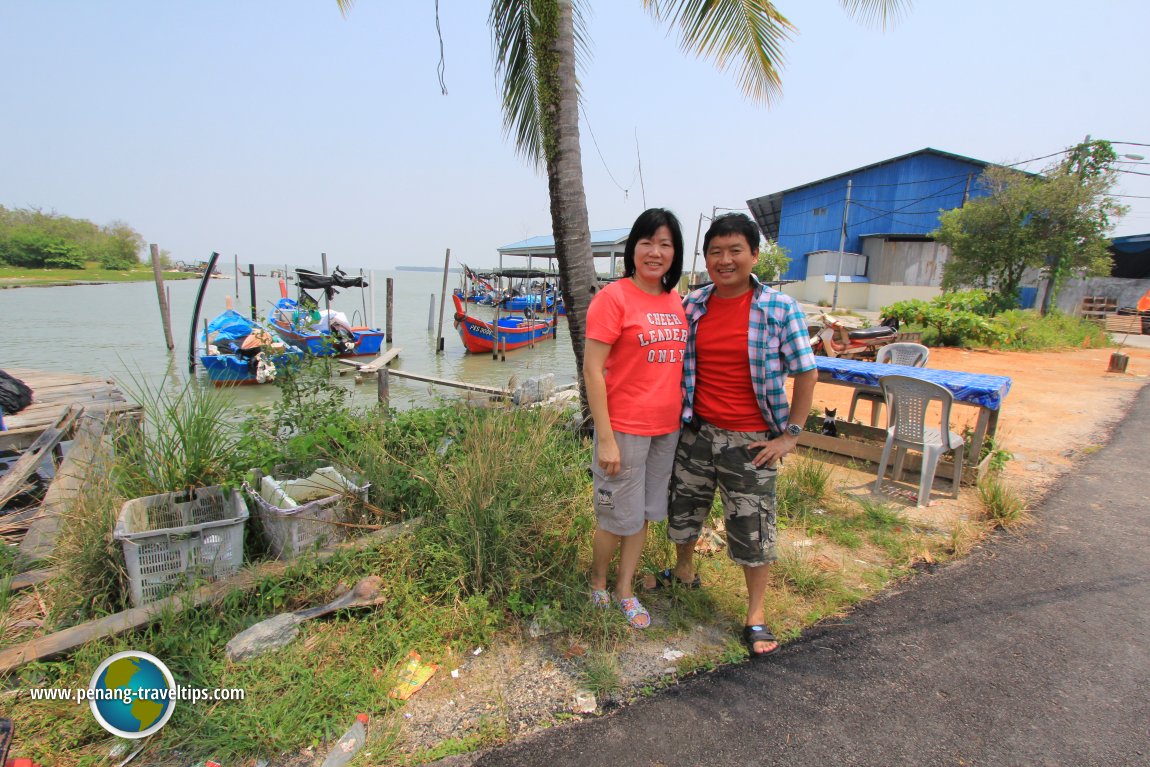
[703, 212, 761, 255]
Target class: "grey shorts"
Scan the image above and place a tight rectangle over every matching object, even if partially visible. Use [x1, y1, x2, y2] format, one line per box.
[591, 430, 680, 536]
[668, 421, 778, 566]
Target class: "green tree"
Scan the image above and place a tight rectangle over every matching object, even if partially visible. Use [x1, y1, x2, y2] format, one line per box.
[97, 220, 145, 269]
[0, 228, 84, 269]
[935, 140, 1125, 312]
[338, 0, 904, 412]
[0, 207, 147, 270]
[752, 238, 790, 282]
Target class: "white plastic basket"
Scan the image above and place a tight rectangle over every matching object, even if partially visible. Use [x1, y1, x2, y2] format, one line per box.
[245, 466, 369, 560]
[114, 486, 249, 607]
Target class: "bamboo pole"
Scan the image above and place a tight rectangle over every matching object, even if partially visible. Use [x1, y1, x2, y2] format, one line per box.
[149, 244, 174, 350]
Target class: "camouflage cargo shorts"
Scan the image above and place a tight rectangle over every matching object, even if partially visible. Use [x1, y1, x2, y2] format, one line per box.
[667, 421, 778, 567]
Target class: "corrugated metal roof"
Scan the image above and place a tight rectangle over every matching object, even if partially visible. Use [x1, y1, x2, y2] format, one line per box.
[499, 228, 630, 253]
[747, 148, 997, 281]
[762, 148, 992, 200]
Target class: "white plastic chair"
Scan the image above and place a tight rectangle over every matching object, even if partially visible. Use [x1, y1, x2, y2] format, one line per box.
[848, 343, 931, 426]
[873, 374, 965, 507]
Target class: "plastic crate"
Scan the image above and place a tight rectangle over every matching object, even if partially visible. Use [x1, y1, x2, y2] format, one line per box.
[245, 466, 369, 560]
[114, 486, 248, 607]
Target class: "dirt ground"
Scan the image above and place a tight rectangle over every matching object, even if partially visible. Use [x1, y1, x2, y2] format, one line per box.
[808, 344, 1150, 520]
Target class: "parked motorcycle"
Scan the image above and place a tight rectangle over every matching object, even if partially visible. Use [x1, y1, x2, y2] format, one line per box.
[808, 312, 899, 360]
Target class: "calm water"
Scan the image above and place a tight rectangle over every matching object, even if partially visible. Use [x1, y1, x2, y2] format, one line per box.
[0, 269, 577, 411]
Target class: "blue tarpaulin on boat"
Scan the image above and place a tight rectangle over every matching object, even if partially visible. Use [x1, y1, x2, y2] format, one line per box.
[204, 310, 258, 343]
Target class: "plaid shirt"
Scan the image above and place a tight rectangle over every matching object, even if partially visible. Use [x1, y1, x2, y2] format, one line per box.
[681, 276, 816, 436]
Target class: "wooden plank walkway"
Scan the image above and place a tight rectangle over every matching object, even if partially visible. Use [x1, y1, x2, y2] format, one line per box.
[1, 368, 141, 560]
[2, 368, 135, 433]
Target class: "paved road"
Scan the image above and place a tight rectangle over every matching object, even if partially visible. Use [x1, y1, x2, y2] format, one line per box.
[464, 383, 1150, 766]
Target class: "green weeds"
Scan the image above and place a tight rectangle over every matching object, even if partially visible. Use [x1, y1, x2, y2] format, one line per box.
[8, 377, 970, 765]
[979, 474, 1028, 527]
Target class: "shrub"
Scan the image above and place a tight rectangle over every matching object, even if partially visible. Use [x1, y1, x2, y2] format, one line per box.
[993, 309, 1110, 350]
[882, 290, 1006, 347]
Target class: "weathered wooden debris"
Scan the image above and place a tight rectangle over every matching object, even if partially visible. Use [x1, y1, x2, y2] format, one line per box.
[0, 404, 82, 509]
[0, 518, 420, 674]
[225, 576, 386, 661]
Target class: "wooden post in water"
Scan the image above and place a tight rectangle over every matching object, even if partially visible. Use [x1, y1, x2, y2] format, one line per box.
[436, 248, 450, 353]
[385, 277, 394, 343]
[427, 294, 435, 331]
[248, 264, 257, 320]
[377, 368, 390, 413]
[150, 244, 175, 350]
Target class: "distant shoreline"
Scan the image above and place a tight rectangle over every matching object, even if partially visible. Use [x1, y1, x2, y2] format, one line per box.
[395, 266, 465, 273]
[0, 271, 201, 289]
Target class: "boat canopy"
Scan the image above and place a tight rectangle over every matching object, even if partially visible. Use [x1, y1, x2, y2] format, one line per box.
[295, 267, 368, 300]
[488, 268, 559, 279]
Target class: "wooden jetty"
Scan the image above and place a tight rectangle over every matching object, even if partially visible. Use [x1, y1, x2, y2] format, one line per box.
[1, 368, 134, 434]
[1, 368, 141, 561]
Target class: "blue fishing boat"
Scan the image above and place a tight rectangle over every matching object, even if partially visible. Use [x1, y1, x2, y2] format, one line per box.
[268, 267, 385, 357]
[497, 293, 556, 314]
[200, 309, 302, 386]
[270, 298, 384, 357]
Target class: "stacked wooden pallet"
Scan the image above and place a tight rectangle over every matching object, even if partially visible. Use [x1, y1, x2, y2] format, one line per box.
[1105, 314, 1144, 334]
[1080, 296, 1117, 322]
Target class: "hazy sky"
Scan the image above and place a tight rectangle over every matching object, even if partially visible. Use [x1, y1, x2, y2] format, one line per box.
[2, 1, 1147, 271]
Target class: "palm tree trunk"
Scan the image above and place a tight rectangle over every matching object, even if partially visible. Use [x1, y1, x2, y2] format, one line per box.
[536, 0, 597, 428]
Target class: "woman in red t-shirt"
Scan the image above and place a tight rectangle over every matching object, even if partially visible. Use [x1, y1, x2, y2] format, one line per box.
[583, 208, 687, 629]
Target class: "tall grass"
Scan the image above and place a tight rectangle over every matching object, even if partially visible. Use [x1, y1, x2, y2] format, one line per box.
[115, 377, 238, 497]
[777, 453, 833, 522]
[994, 309, 1110, 351]
[979, 474, 1028, 527]
[47, 477, 131, 623]
[420, 407, 591, 604]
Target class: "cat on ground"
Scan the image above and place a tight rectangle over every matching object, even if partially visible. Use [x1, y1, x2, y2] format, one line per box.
[821, 408, 838, 437]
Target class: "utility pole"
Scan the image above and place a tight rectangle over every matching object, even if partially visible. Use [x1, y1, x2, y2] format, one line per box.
[831, 180, 852, 312]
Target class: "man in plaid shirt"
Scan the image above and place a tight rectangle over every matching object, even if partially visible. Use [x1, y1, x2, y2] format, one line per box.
[659, 213, 816, 659]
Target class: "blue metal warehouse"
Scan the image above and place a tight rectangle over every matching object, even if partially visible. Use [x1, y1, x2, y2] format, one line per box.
[747, 148, 992, 283]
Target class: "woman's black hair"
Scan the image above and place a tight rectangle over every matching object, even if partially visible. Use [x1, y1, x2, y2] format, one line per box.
[621, 208, 684, 293]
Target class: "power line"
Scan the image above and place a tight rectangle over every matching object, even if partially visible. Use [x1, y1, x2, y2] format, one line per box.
[579, 103, 637, 198]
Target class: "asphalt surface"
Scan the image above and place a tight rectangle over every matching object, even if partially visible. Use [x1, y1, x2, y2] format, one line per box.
[461, 383, 1150, 766]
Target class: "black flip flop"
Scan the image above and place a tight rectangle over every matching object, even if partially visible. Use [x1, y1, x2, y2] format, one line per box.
[742, 624, 780, 660]
[651, 568, 702, 590]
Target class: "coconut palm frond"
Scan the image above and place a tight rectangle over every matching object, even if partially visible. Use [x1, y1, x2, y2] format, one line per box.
[839, 0, 912, 30]
[335, 0, 354, 18]
[490, 0, 591, 168]
[490, 0, 546, 167]
[643, 0, 795, 105]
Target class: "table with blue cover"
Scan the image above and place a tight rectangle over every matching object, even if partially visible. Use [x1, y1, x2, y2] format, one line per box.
[813, 356, 1013, 483]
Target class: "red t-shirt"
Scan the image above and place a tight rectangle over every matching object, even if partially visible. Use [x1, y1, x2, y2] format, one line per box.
[694, 290, 769, 432]
[585, 279, 687, 435]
